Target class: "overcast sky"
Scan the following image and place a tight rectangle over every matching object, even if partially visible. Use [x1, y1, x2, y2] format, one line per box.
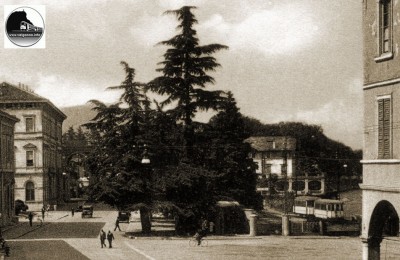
[0, 0, 363, 149]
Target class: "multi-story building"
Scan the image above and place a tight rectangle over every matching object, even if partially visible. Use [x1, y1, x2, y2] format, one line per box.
[0, 82, 67, 211]
[362, 0, 400, 259]
[0, 110, 18, 225]
[245, 136, 325, 207]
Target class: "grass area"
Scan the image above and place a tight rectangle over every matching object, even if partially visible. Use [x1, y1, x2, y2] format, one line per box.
[8, 240, 89, 260]
[3, 222, 106, 239]
[340, 189, 362, 218]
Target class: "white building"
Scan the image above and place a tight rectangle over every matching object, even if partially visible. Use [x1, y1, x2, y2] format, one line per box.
[0, 82, 67, 211]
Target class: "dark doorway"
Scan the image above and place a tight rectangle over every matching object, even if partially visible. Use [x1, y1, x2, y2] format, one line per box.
[369, 200, 399, 238]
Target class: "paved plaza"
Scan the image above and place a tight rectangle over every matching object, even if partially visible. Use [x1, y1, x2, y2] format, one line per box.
[1, 210, 399, 259]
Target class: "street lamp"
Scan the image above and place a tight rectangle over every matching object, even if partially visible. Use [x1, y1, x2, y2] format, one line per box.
[336, 164, 347, 200]
[62, 172, 68, 201]
[139, 144, 152, 233]
[141, 146, 151, 165]
[78, 177, 90, 188]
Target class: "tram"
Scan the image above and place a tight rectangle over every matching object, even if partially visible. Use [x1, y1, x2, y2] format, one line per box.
[292, 196, 318, 216]
[293, 196, 344, 219]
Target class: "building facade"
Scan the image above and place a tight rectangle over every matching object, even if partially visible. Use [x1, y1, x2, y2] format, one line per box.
[362, 1, 400, 259]
[0, 110, 18, 226]
[0, 82, 67, 211]
[245, 136, 325, 207]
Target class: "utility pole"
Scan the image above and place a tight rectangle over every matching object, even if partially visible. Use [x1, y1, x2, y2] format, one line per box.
[283, 138, 288, 214]
[335, 151, 340, 200]
[282, 137, 290, 236]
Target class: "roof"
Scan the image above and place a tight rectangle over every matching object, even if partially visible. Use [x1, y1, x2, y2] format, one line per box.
[0, 110, 19, 123]
[244, 136, 296, 151]
[0, 82, 67, 120]
[315, 199, 343, 204]
[294, 196, 319, 201]
[216, 201, 240, 208]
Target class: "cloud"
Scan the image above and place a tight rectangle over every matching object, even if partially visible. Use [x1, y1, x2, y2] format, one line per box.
[129, 13, 176, 47]
[200, 2, 320, 56]
[157, 0, 205, 10]
[35, 74, 122, 107]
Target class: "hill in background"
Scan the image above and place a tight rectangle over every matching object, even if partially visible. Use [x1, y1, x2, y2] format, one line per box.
[61, 104, 96, 132]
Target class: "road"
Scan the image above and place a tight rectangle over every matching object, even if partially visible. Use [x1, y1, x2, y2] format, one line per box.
[4, 210, 399, 259]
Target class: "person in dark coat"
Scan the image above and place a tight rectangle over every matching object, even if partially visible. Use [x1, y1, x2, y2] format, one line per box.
[41, 206, 45, 220]
[114, 217, 121, 231]
[100, 229, 106, 248]
[107, 231, 114, 248]
[28, 212, 33, 227]
[71, 208, 75, 217]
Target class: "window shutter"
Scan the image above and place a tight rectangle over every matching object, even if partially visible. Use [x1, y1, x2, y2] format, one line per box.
[378, 98, 391, 159]
[378, 99, 384, 158]
[383, 98, 391, 158]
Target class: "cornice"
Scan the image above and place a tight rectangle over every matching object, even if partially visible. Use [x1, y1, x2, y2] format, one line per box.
[360, 184, 400, 193]
[361, 159, 400, 164]
[363, 77, 400, 90]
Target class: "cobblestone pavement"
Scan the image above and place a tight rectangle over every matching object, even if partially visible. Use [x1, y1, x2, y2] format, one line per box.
[11, 210, 400, 259]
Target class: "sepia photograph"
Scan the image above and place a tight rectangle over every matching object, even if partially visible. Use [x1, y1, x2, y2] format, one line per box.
[0, 0, 398, 259]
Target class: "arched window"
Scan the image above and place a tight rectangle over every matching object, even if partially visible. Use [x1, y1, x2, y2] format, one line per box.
[26, 182, 35, 201]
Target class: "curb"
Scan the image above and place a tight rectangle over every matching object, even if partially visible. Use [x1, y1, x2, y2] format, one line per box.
[124, 235, 264, 240]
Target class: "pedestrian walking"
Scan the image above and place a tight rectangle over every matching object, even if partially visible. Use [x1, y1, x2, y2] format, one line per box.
[28, 212, 33, 227]
[114, 217, 121, 231]
[107, 230, 114, 248]
[41, 206, 45, 220]
[71, 208, 75, 217]
[100, 229, 107, 248]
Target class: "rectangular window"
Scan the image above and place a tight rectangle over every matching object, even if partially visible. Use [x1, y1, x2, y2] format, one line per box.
[265, 164, 272, 174]
[26, 182, 35, 201]
[378, 97, 391, 159]
[25, 117, 35, 132]
[376, 0, 393, 61]
[26, 151, 34, 167]
[382, 1, 390, 53]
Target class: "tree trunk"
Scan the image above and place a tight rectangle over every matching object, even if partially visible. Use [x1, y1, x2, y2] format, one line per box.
[140, 207, 152, 234]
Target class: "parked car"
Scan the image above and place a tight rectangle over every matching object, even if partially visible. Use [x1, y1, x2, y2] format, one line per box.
[15, 200, 28, 215]
[81, 205, 93, 218]
[118, 211, 131, 223]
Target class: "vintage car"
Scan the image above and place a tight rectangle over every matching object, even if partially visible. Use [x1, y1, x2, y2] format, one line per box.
[118, 211, 131, 223]
[81, 205, 93, 218]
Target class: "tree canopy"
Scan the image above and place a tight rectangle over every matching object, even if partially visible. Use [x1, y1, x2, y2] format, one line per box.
[147, 6, 228, 160]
